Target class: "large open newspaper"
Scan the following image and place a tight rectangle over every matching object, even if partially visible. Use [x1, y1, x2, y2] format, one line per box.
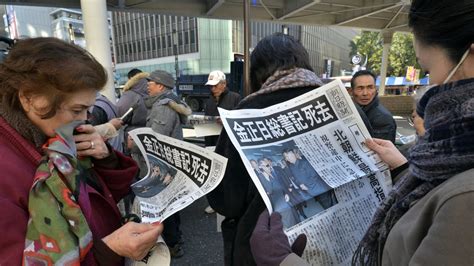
[219, 80, 392, 265]
[128, 128, 228, 223]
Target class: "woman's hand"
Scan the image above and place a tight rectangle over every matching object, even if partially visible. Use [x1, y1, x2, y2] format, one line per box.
[109, 118, 124, 130]
[250, 211, 307, 265]
[365, 138, 407, 170]
[102, 222, 163, 260]
[74, 124, 110, 159]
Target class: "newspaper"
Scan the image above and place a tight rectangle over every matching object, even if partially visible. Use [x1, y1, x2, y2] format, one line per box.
[128, 128, 228, 223]
[218, 80, 392, 265]
[188, 114, 223, 137]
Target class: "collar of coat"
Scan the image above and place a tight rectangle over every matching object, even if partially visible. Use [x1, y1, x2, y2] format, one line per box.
[360, 94, 380, 113]
[123, 72, 150, 92]
[145, 90, 192, 116]
[239, 68, 323, 106]
[0, 100, 47, 149]
[212, 88, 230, 103]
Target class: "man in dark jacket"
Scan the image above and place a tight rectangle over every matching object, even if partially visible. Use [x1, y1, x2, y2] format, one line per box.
[349, 70, 397, 143]
[203, 70, 241, 147]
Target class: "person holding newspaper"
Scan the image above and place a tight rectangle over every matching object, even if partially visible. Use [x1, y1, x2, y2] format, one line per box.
[207, 33, 374, 266]
[0, 37, 163, 265]
[145, 69, 192, 258]
[250, 0, 474, 265]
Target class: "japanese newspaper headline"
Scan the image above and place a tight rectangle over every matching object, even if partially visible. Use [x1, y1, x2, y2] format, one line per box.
[219, 80, 392, 265]
[129, 128, 228, 223]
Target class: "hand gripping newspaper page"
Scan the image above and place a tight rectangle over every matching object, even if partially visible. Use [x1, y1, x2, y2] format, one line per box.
[218, 80, 392, 265]
[128, 128, 228, 223]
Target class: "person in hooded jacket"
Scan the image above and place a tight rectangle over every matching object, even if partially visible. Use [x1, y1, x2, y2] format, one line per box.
[117, 69, 149, 149]
[145, 69, 192, 258]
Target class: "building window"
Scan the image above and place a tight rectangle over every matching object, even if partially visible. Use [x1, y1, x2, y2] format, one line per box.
[190, 29, 195, 44]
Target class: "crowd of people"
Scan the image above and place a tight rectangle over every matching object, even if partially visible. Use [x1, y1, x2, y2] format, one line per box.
[0, 0, 472, 265]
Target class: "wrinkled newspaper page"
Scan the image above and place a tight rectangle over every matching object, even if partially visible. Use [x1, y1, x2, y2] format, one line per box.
[129, 128, 228, 223]
[219, 80, 391, 265]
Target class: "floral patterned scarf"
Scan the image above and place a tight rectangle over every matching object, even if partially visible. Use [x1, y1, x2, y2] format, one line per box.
[23, 121, 93, 265]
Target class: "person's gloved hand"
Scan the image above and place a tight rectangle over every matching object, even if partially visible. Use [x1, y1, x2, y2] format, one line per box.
[250, 211, 307, 265]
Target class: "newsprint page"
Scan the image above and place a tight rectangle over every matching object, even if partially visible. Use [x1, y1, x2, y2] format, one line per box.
[219, 80, 392, 265]
[129, 128, 228, 223]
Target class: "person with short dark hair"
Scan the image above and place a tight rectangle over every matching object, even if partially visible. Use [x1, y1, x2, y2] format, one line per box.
[0, 37, 162, 265]
[250, 1, 474, 265]
[207, 33, 324, 265]
[127, 68, 143, 79]
[349, 70, 396, 143]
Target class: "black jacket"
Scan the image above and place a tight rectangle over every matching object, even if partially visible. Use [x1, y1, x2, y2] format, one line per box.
[204, 88, 241, 116]
[204, 89, 241, 146]
[207, 86, 373, 266]
[361, 96, 396, 143]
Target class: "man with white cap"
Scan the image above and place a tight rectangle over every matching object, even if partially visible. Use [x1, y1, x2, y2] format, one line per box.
[203, 70, 240, 214]
[203, 70, 241, 147]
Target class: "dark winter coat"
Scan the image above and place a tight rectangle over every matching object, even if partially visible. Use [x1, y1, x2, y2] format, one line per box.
[203, 88, 241, 116]
[117, 72, 149, 135]
[144, 90, 192, 140]
[360, 96, 396, 143]
[204, 88, 241, 146]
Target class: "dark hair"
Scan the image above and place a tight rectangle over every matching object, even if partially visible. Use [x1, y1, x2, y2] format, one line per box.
[127, 68, 142, 79]
[250, 33, 313, 92]
[351, 70, 376, 89]
[409, 0, 474, 63]
[0, 37, 107, 119]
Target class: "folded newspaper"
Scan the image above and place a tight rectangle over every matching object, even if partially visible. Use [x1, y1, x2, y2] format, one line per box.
[218, 80, 392, 265]
[128, 128, 228, 223]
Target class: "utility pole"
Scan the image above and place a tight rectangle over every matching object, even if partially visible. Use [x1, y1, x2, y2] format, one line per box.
[173, 29, 179, 87]
[243, 0, 250, 96]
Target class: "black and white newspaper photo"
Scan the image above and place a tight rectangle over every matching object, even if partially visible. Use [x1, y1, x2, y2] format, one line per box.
[129, 128, 228, 223]
[219, 80, 392, 265]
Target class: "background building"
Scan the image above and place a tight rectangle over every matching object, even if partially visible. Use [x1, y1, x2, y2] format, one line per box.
[50, 8, 86, 47]
[2, 5, 53, 39]
[112, 12, 357, 85]
[0, 5, 357, 86]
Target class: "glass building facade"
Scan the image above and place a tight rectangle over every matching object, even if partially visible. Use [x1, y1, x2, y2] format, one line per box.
[112, 12, 357, 85]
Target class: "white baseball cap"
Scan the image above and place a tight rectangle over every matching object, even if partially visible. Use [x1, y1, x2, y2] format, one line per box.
[205, 70, 226, 86]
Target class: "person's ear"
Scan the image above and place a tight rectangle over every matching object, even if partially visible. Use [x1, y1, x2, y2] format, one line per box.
[18, 90, 31, 112]
[347, 88, 354, 96]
